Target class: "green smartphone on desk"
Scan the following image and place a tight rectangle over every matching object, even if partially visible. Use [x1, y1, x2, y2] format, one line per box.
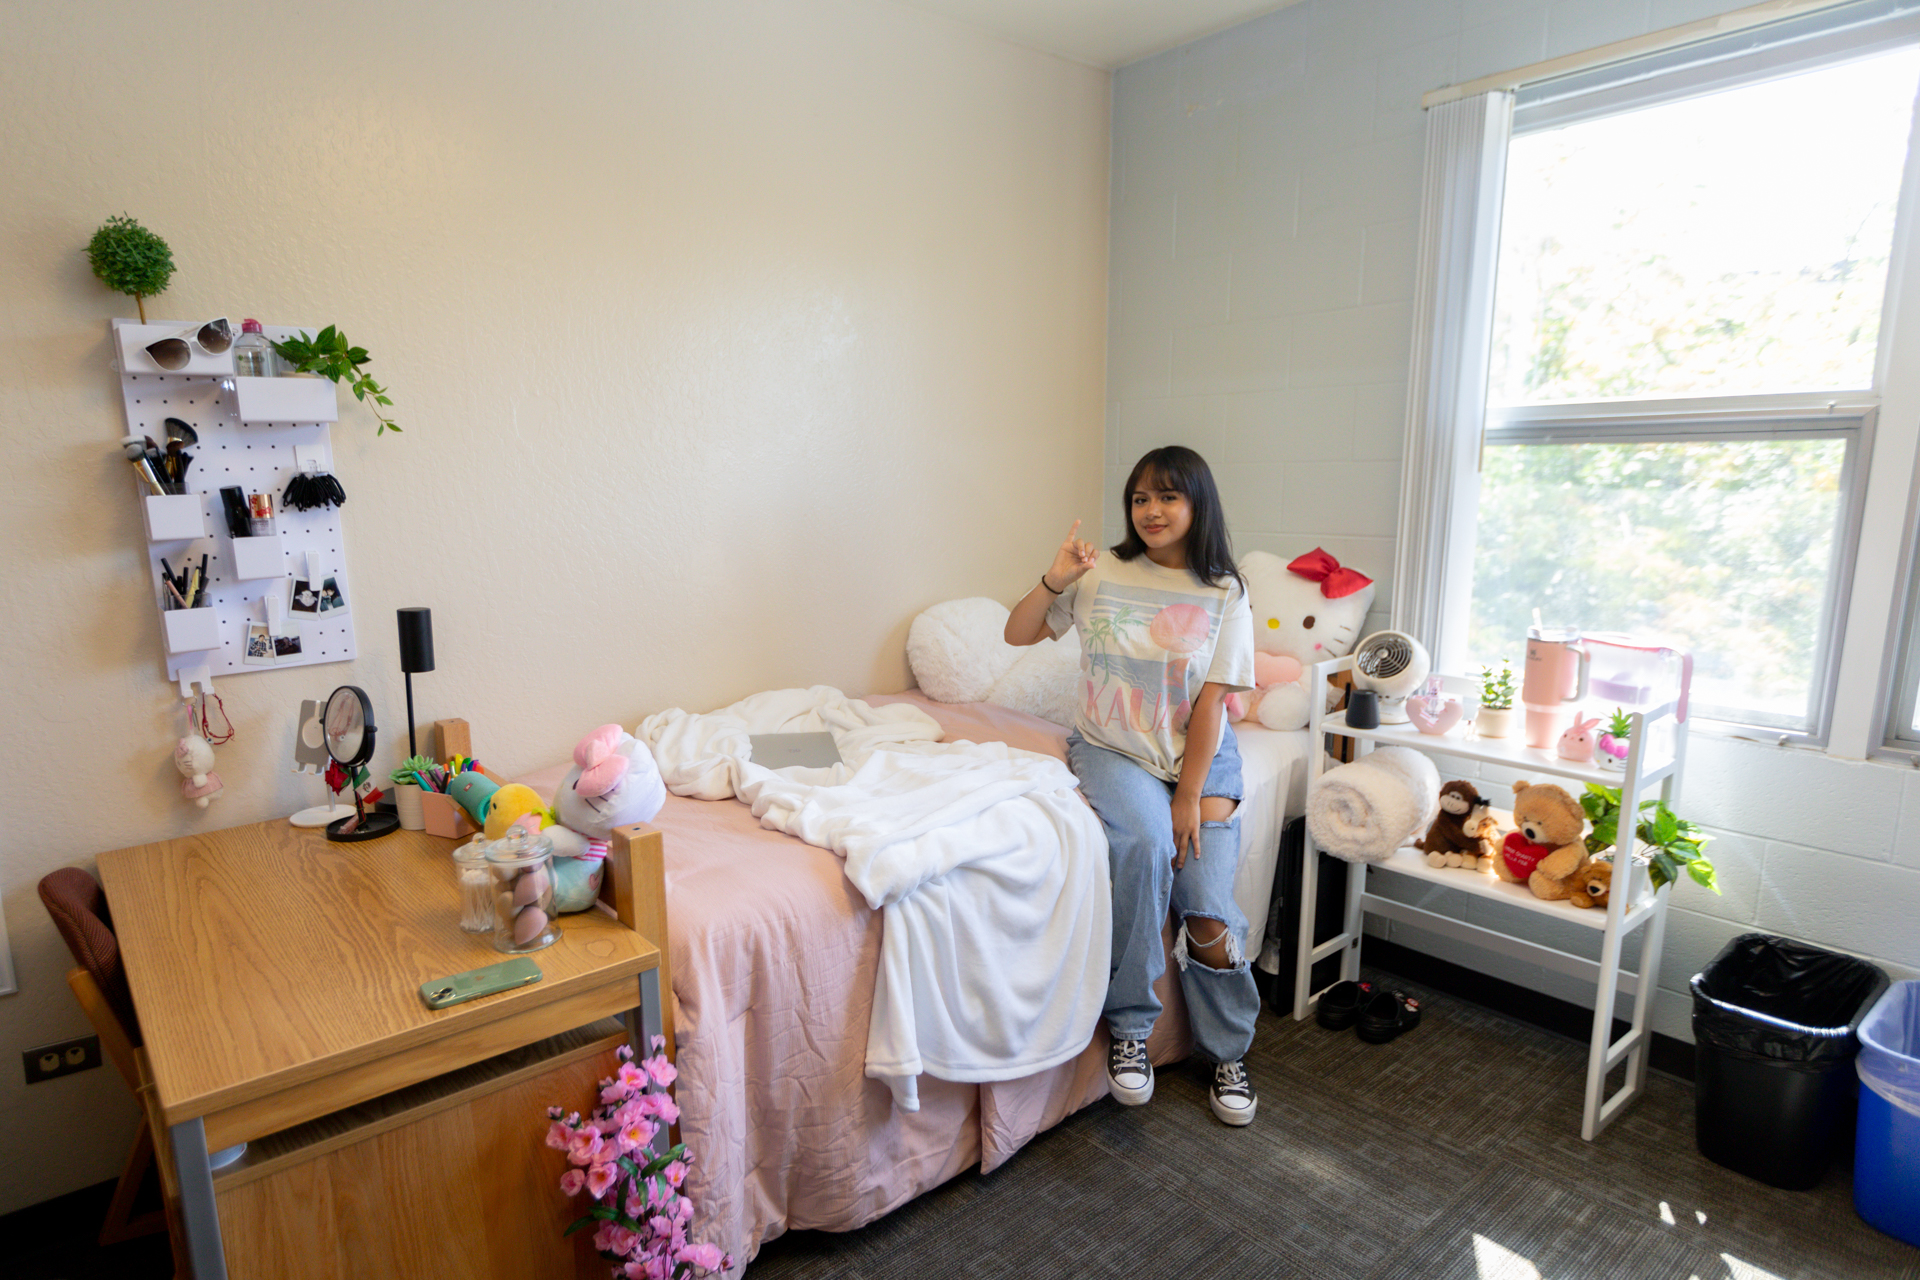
[419, 957, 542, 1009]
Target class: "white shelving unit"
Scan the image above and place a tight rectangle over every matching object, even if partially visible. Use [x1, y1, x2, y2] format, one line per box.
[111, 318, 357, 695]
[1294, 654, 1687, 1141]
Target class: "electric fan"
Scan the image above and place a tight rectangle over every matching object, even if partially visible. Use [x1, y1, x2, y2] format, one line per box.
[1350, 631, 1431, 725]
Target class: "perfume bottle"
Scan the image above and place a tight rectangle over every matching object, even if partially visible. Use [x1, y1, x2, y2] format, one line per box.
[247, 492, 276, 537]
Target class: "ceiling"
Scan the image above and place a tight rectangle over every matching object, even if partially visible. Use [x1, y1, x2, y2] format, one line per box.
[896, 0, 1306, 70]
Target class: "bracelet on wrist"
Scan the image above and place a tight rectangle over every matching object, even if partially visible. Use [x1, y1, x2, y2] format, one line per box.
[1039, 573, 1063, 595]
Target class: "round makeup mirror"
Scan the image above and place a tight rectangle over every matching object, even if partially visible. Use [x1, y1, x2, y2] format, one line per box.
[323, 685, 398, 842]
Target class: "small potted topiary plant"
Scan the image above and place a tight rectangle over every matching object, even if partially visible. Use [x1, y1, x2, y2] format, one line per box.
[1596, 707, 1633, 771]
[86, 214, 175, 323]
[1476, 658, 1517, 738]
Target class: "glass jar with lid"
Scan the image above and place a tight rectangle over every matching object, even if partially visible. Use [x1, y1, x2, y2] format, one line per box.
[451, 838, 494, 933]
[484, 828, 560, 953]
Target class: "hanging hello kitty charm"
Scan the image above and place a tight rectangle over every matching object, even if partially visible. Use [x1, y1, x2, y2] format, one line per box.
[174, 734, 224, 808]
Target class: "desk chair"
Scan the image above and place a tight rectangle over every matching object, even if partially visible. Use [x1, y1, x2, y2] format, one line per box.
[38, 867, 186, 1277]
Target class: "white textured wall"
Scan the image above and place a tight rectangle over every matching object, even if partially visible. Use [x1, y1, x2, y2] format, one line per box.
[0, 0, 1108, 1214]
[1110, 0, 1920, 1042]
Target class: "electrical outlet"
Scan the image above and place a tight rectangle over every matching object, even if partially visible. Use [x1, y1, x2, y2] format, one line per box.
[22, 1035, 101, 1084]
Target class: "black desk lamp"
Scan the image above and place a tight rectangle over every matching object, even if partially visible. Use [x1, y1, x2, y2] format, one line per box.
[397, 607, 434, 758]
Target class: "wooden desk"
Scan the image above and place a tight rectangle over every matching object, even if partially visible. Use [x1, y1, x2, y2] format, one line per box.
[99, 820, 662, 1280]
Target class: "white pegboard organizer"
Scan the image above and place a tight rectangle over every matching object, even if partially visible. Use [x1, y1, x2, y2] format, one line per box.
[111, 318, 358, 693]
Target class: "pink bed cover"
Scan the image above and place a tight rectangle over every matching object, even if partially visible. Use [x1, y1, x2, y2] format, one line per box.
[525, 693, 1195, 1272]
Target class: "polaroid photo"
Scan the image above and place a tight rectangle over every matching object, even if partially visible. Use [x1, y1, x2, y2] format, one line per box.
[243, 622, 276, 667]
[316, 575, 349, 617]
[273, 631, 304, 659]
[290, 576, 320, 615]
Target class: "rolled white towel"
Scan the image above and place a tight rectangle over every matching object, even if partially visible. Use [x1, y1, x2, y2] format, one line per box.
[1306, 747, 1441, 864]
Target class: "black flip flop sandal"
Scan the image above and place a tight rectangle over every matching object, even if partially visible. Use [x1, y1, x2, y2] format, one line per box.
[1356, 989, 1422, 1043]
[1315, 980, 1373, 1031]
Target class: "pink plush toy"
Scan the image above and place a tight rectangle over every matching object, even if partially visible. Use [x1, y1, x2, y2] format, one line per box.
[1225, 548, 1377, 731]
[173, 735, 223, 808]
[1557, 715, 1600, 764]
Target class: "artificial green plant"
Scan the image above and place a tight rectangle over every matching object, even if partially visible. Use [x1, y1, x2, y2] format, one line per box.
[86, 215, 175, 323]
[271, 326, 400, 434]
[1579, 783, 1719, 894]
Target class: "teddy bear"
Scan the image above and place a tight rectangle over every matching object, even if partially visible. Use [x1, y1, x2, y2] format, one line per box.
[1498, 779, 1597, 903]
[1569, 860, 1612, 909]
[1224, 548, 1376, 731]
[1418, 780, 1499, 870]
[906, 597, 1083, 726]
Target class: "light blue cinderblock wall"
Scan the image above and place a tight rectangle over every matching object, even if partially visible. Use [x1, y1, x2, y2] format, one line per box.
[1109, 0, 1920, 1042]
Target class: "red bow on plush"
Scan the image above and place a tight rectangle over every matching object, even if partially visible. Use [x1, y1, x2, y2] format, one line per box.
[1287, 548, 1373, 599]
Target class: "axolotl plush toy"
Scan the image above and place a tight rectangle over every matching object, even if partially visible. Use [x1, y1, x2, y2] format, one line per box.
[542, 724, 667, 912]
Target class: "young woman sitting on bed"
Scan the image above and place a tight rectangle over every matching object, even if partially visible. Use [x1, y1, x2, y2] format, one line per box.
[1003, 444, 1262, 1127]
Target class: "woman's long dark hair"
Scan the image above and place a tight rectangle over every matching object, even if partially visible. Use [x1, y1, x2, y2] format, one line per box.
[1110, 445, 1239, 589]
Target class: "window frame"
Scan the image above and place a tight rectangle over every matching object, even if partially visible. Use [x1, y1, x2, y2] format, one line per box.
[1480, 404, 1873, 742]
[1436, 14, 1920, 754]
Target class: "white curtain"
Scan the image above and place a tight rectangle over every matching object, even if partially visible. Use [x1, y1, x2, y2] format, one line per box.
[1392, 90, 1513, 673]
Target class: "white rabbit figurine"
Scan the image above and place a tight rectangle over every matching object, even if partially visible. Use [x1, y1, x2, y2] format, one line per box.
[174, 734, 224, 808]
[1557, 715, 1600, 764]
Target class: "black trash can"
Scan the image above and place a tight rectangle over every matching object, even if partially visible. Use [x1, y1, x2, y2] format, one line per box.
[1691, 933, 1889, 1189]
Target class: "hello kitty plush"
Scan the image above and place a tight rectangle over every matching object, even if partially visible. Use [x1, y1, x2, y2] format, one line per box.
[173, 735, 223, 808]
[1225, 549, 1377, 731]
[542, 724, 668, 912]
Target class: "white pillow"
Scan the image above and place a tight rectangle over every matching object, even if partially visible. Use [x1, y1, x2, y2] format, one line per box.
[906, 597, 1081, 727]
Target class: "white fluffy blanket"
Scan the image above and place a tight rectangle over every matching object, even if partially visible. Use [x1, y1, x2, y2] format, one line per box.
[1305, 746, 1441, 863]
[638, 686, 1111, 1112]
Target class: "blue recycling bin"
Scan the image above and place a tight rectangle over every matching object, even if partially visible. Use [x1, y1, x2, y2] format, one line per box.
[1855, 980, 1920, 1247]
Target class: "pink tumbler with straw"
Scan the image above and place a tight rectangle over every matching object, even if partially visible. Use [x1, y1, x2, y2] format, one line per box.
[1522, 628, 1589, 748]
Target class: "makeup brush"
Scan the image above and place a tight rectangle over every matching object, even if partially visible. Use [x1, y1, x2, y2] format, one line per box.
[121, 435, 166, 495]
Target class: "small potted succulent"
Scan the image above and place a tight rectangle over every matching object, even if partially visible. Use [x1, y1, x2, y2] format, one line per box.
[390, 755, 434, 831]
[1476, 658, 1517, 738]
[1596, 707, 1633, 771]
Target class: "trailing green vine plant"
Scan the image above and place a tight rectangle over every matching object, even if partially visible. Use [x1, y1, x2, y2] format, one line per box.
[271, 326, 400, 434]
[1579, 783, 1719, 894]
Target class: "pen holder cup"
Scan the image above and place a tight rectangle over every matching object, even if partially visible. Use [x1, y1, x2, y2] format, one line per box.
[228, 532, 285, 581]
[420, 791, 477, 839]
[161, 606, 220, 655]
[486, 832, 560, 953]
[144, 494, 208, 542]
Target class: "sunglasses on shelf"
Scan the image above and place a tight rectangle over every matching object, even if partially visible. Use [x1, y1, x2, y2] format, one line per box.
[145, 317, 233, 371]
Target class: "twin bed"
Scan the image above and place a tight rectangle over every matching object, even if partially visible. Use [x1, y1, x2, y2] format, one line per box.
[532, 690, 1311, 1272]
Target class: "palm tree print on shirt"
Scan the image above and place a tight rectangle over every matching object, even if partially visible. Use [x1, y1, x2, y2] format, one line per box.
[1079, 586, 1221, 735]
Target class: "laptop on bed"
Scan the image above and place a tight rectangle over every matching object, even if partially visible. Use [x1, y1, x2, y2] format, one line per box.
[749, 732, 844, 770]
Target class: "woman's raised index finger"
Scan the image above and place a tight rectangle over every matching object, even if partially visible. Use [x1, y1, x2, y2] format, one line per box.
[1063, 518, 1081, 542]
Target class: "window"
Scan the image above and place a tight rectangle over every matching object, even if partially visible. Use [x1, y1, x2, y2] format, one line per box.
[1461, 36, 1920, 739]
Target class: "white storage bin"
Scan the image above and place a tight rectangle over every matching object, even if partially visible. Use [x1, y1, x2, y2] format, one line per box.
[143, 494, 207, 541]
[162, 607, 221, 655]
[234, 376, 339, 423]
[229, 533, 286, 580]
[114, 321, 236, 378]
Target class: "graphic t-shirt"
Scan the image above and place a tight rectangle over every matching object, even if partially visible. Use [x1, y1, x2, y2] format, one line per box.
[1045, 554, 1255, 782]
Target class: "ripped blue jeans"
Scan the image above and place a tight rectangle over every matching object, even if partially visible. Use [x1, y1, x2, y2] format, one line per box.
[1067, 729, 1261, 1064]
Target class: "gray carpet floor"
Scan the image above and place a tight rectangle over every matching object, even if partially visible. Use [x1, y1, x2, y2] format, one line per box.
[745, 968, 1919, 1280]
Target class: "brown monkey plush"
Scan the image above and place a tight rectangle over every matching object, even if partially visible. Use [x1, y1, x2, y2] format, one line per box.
[1419, 780, 1499, 871]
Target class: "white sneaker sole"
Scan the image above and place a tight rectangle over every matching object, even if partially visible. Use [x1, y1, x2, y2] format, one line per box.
[1210, 1094, 1256, 1126]
[1107, 1072, 1154, 1106]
